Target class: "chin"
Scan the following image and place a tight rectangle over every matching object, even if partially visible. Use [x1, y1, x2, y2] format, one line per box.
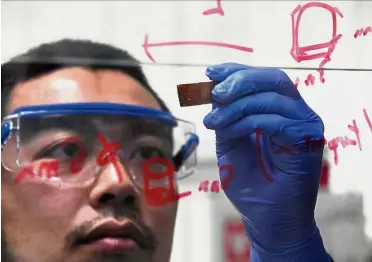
[67, 249, 154, 262]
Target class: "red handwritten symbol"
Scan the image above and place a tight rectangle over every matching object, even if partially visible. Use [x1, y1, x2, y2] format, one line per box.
[198, 165, 234, 193]
[14, 133, 122, 184]
[274, 137, 326, 155]
[354, 26, 372, 38]
[291, 2, 343, 86]
[38, 160, 59, 179]
[14, 160, 60, 184]
[255, 128, 274, 183]
[220, 164, 234, 190]
[199, 180, 221, 193]
[273, 107, 370, 166]
[210, 180, 220, 193]
[348, 120, 361, 150]
[327, 136, 357, 165]
[272, 127, 359, 166]
[96, 132, 123, 182]
[203, 0, 224, 16]
[363, 108, 372, 133]
[62, 136, 87, 174]
[297, 135, 322, 152]
[274, 146, 292, 155]
[142, 34, 254, 63]
[142, 157, 191, 206]
[14, 136, 86, 184]
[14, 165, 40, 184]
[326, 118, 362, 165]
[294, 77, 301, 88]
[275, 125, 363, 167]
[295, 73, 318, 88]
[198, 180, 210, 192]
[326, 138, 339, 165]
[304, 73, 316, 86]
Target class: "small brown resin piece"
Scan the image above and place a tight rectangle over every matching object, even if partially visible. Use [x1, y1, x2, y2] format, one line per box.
[177, 81, 217, 107]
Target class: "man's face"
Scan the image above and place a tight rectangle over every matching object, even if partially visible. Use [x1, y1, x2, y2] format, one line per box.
[1, 68, 178, 262]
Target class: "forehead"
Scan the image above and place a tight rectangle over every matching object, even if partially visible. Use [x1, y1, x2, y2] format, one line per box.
[8, 67, 161, 113]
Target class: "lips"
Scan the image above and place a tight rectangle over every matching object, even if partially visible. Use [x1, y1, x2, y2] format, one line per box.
[78, 220, 151, 252]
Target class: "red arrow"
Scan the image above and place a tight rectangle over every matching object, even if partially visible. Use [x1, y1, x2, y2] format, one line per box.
[142, 34, 254, 63]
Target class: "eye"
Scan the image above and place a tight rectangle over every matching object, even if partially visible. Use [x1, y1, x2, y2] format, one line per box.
[63, 142, 81, 157]
[37, 141, 83, 160]
[130, 146, 166, 161]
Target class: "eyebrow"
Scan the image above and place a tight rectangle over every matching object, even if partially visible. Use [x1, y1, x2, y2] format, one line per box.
[20, 116, 97, 144]
[19, 115, 173, 148]
[129, 119, 172, 138]
[125, 120, 174, 153]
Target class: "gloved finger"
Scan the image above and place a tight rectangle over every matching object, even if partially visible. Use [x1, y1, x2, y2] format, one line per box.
[211, 114, 324, 145]
[206, 63, 252, 82]
[204, 92, 304, 129]
[211, 68, 300, 104]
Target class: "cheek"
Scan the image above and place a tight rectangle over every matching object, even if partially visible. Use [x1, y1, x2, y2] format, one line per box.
[3, 183, 84, 232]
[1, 184, 86, 260]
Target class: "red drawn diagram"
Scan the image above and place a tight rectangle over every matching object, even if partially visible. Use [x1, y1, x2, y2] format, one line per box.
[291, 2, 344, 87]
[142, 157, 192, 207]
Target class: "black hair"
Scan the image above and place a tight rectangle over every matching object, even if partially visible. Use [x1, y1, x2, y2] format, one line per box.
[1, 39, 170, 118]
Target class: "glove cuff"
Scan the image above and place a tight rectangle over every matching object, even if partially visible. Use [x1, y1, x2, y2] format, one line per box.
[249, 227, 332, 262]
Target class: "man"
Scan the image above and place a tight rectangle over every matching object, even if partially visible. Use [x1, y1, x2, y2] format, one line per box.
[1, 39, 333, 262]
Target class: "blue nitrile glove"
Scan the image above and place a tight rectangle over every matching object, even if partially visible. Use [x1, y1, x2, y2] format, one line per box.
[203, 63, 332, 262]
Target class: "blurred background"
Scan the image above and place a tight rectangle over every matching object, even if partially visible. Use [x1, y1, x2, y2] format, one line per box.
[1, 1, 372, 261]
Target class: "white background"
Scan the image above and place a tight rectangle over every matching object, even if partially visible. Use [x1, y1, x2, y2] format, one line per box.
[1, 1, 372, 261]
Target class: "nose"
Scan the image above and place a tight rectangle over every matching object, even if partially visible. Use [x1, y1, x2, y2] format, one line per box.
[89, 156, 139, 209]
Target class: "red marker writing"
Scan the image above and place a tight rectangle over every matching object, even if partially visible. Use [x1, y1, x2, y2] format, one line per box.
[220, 164, 234, 190]
[354, 26, 372, 38]
[14, 133, 122, 184]
[198, 180, 222, 193]
[304, 73, 316, 86]
[327, 135, 356, 165]
[14, 135, 86, 184]
[202, 0, 224, 16]
[327, 119, 361, 165]
[294, 77, 301, 88]
[142, 157, 191, 207]
[363, 108, 372, 133]
[14, 159, 61, 184]
[291, 2, 343, 83]
[274, 137, 326, 155]
[197, 165, 234, 193]
[143, 34, 253, 63]
[14, 165, 42, 184]
[62, 136, 87, 174]
[255, 128, 274, 183]
[96, 132, 123, 182]
[348, 119, 362, 151]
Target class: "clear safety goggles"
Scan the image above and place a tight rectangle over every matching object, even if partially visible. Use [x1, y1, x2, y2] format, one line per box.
[1, 102, 199, 187]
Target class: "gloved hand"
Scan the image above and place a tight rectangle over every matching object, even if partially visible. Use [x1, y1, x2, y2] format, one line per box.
[203, 63, 331, 262]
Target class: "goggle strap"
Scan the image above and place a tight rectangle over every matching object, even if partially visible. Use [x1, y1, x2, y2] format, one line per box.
[1, 122, 12, 147]
[173, 134, 199, 171]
